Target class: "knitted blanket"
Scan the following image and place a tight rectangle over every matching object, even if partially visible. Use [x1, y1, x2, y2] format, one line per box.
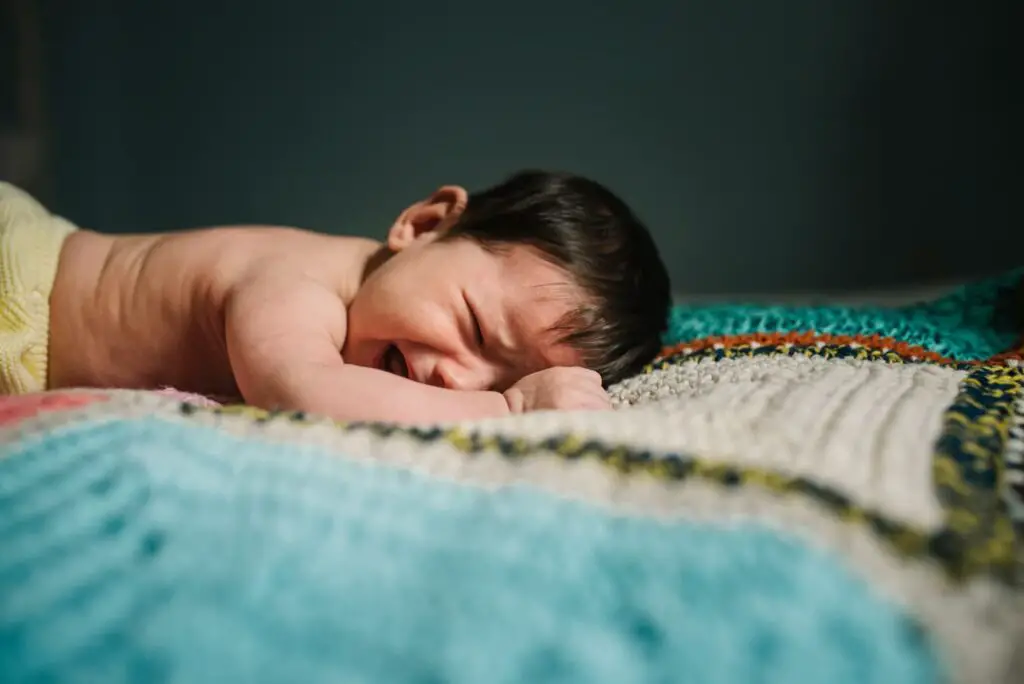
[2, 270, 1022, 684]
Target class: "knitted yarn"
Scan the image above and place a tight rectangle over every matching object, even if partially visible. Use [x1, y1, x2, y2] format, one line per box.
[1, 270, 1022, 684]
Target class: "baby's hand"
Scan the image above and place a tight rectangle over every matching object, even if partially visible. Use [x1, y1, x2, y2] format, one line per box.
[503, 367, 611, 414]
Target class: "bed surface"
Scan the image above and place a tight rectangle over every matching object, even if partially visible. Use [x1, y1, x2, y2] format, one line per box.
[1, 270, 1022, 684]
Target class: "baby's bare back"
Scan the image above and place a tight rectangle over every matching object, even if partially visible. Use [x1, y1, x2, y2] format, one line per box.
[47, 226, 357, 397]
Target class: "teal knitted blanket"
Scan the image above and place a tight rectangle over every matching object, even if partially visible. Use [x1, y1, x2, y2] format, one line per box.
[1, 269, 1022, 684]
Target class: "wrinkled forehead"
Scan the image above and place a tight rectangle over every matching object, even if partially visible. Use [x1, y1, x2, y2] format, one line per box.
[517, 291, 585, 364]
[493, 252, 587, 370]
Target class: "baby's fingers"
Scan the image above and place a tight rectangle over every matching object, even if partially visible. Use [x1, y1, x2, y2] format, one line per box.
[571, 387, 612, 411]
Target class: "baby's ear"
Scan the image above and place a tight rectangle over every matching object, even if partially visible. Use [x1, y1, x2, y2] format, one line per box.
[387, 185, 468, 251]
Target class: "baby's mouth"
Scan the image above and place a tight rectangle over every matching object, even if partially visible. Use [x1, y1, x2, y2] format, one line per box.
[381, 344, 408, 378]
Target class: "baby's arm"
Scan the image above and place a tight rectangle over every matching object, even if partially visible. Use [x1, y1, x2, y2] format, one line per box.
[224, 276, 511, 423]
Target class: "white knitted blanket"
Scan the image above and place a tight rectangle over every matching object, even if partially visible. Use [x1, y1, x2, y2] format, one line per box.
[1, 269, 1022, 684]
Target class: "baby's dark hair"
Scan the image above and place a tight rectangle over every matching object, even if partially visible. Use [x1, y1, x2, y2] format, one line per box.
[445, 170, 671, 385]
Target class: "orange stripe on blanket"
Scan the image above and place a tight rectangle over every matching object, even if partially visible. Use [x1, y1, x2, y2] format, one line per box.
[989, 334, 1024, 365]
[656, 332, 956, 365]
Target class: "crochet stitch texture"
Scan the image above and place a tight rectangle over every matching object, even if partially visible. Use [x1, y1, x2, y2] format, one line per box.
[1, 268, 1022, 684]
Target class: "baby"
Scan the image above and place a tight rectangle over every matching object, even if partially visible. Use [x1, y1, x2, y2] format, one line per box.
[0, 171, 671, 423]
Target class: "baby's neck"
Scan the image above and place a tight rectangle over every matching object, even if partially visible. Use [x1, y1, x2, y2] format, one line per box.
[335, 239, 388, 306]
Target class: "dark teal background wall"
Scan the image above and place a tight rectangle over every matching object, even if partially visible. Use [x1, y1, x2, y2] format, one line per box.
[38, 1, 1021, 295]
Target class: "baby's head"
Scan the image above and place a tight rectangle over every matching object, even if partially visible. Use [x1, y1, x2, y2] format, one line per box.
[345, 170, 671, 390]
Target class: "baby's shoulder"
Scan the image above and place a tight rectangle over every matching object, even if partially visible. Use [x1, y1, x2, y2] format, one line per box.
[220, 229, 360, 333]
[224, 264, 350, 353]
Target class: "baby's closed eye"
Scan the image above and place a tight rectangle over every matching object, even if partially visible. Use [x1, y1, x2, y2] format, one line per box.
[464, 294, 485, 347]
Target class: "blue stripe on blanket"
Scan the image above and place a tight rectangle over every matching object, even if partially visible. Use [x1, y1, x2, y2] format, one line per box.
[0, 418, 943, 684]
[666, 267, 1023, 360]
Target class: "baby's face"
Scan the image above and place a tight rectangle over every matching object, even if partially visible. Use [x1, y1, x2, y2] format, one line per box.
[344, 236, 583, 392]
